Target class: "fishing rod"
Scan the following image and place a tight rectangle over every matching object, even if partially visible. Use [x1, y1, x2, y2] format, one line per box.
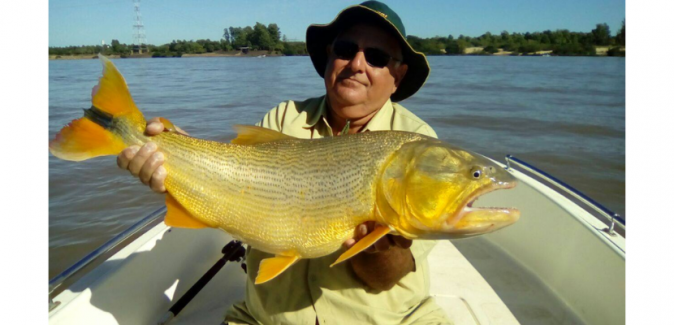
[158, 240, 246, 324]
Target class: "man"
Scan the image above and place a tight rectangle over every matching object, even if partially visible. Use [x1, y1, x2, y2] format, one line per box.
[118, 1, 451, 324]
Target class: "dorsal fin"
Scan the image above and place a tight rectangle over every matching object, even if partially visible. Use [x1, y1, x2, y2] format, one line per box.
[231, 125, 294, 145]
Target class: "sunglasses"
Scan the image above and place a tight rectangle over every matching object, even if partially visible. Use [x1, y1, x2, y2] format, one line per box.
[332, 40, 402, 68]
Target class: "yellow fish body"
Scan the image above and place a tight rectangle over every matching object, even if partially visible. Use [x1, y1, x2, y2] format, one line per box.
[50, 56, 520, 284]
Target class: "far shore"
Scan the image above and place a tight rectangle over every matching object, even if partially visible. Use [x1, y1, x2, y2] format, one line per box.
[49, 46, 624, 60]
[48, 50, 287, 60]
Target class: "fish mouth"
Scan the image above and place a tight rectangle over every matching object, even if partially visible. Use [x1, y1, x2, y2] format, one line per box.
[447, 180, 520, 236]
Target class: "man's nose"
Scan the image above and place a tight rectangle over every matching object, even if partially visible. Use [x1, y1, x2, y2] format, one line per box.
[346, 50, 366, 73]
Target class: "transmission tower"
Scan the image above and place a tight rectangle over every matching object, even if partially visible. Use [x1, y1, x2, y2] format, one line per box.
[132, 0, 147, 53]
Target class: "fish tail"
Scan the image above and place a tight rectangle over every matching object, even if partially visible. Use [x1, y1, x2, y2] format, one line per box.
[49, 55, 146, 161]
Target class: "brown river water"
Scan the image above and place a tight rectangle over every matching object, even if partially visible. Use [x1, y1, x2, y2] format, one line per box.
[49, 56, 625, 279]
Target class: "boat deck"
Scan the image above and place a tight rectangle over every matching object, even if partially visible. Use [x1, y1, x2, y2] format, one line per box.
[455, 238, 585, 325]
[49, 225, 521, 324]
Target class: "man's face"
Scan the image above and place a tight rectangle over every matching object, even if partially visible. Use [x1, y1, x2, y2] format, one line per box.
[324, 23, 408, 123]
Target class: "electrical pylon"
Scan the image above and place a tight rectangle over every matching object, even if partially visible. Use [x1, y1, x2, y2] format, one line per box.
[132, 0, 147, 53]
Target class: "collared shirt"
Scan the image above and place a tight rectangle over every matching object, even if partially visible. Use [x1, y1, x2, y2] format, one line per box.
[255, 96, 438, 139]
[225, 96, 449, 325]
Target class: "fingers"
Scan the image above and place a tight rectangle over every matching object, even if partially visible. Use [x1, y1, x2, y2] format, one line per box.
[115, 115, 175, 194]
[149, 166, 167, 193]
[128, 142, 158, 177]
[116, 142, 166, 193]
[146, 118, 165, 136]
[146, 117, 188, 136]
[343, 238, 356, 249]
[117, 146, 140, 170]
[139, 152, 164, 185]
[373, 235, 391, 252]
[391, 236, 412, 249]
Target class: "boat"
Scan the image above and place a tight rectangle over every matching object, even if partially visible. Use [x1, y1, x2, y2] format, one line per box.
[48, 154, 625, 324]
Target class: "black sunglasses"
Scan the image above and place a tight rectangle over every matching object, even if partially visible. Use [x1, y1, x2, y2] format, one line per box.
[332, 40, 401, 68]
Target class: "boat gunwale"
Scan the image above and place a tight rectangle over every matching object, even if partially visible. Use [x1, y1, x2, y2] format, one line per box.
[49, 206, 167, 301]
[505, 154, 625, 235]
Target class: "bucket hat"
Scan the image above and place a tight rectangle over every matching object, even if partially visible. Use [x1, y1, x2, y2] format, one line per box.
[306, 1, 430, 102]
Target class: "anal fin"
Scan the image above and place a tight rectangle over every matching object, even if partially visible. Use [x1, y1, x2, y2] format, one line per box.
[255, 255, 300, 285]
[164, 194, 210, 229]
[330, 226, 392, 267]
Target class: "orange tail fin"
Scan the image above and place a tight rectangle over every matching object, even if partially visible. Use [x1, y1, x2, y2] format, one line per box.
[49, 55, 146, 161]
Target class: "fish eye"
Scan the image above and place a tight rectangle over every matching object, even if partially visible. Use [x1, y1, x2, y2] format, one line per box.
[471, 168, 482, 179]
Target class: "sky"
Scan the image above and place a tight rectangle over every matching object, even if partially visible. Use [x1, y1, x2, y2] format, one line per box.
[50, 0, 626, 48]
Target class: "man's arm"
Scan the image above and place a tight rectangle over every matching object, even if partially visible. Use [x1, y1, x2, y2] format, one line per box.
[345, 222, 416, 291]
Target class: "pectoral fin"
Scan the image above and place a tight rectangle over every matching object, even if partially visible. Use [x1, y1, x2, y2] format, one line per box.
[255, 255, 300, 284]
[158, 117, 177, 132]
[164, 194, 210, 229]
[330, 226, 392, 267]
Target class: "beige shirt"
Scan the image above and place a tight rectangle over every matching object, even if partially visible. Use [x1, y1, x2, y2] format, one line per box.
[225, 96, 449, 325]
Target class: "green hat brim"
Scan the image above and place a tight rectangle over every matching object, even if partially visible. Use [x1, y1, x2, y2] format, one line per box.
[306, 5, 430, 102]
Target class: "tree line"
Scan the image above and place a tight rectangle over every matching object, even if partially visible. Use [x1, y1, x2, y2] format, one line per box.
[412, 22, 625, 56]
[49, 21, 625, 58]
[49, 22, 308, 58]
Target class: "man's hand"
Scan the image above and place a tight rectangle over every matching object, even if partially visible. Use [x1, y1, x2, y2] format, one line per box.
[344, 221, 415, 291]
[116, 117, 188, 193]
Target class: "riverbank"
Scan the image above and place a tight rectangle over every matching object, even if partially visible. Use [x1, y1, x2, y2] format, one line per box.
[460, 46, 623, 56]
[49, 46, 624, 60]
[48, 50, 286, 60]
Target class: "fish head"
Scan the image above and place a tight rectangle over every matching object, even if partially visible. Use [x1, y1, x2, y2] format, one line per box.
[376, 140, 520, 239]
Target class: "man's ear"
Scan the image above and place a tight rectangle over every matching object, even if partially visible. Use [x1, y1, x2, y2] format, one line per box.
[391, 63, 408, 93]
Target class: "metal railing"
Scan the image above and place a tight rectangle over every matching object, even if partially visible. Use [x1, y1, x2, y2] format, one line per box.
[49, 206, 167, 309]
[505, 155, 625, 236]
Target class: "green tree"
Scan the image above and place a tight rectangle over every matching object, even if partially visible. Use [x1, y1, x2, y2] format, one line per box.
[479, 32, 494, 47]
[500, 31, 510, 42]
[111, 39, 121, 54]
[445, 40, 465, 54]
[229, 27, 250, 48]
[483, 45, 498, 54]
[616, 20, 625, 46]
[267, 23, 281, 43]
[592, 23, 611, 45]
[250, 22, 274, 50]
[518, 40, 541, 54]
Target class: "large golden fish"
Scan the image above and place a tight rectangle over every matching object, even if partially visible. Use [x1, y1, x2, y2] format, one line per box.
[49, 56, 520, 284]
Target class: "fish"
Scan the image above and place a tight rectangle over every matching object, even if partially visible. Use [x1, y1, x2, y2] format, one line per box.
[49, 56, 520, 285]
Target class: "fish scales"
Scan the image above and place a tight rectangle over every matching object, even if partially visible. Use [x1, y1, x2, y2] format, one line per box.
[150, 130, 426, 257]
